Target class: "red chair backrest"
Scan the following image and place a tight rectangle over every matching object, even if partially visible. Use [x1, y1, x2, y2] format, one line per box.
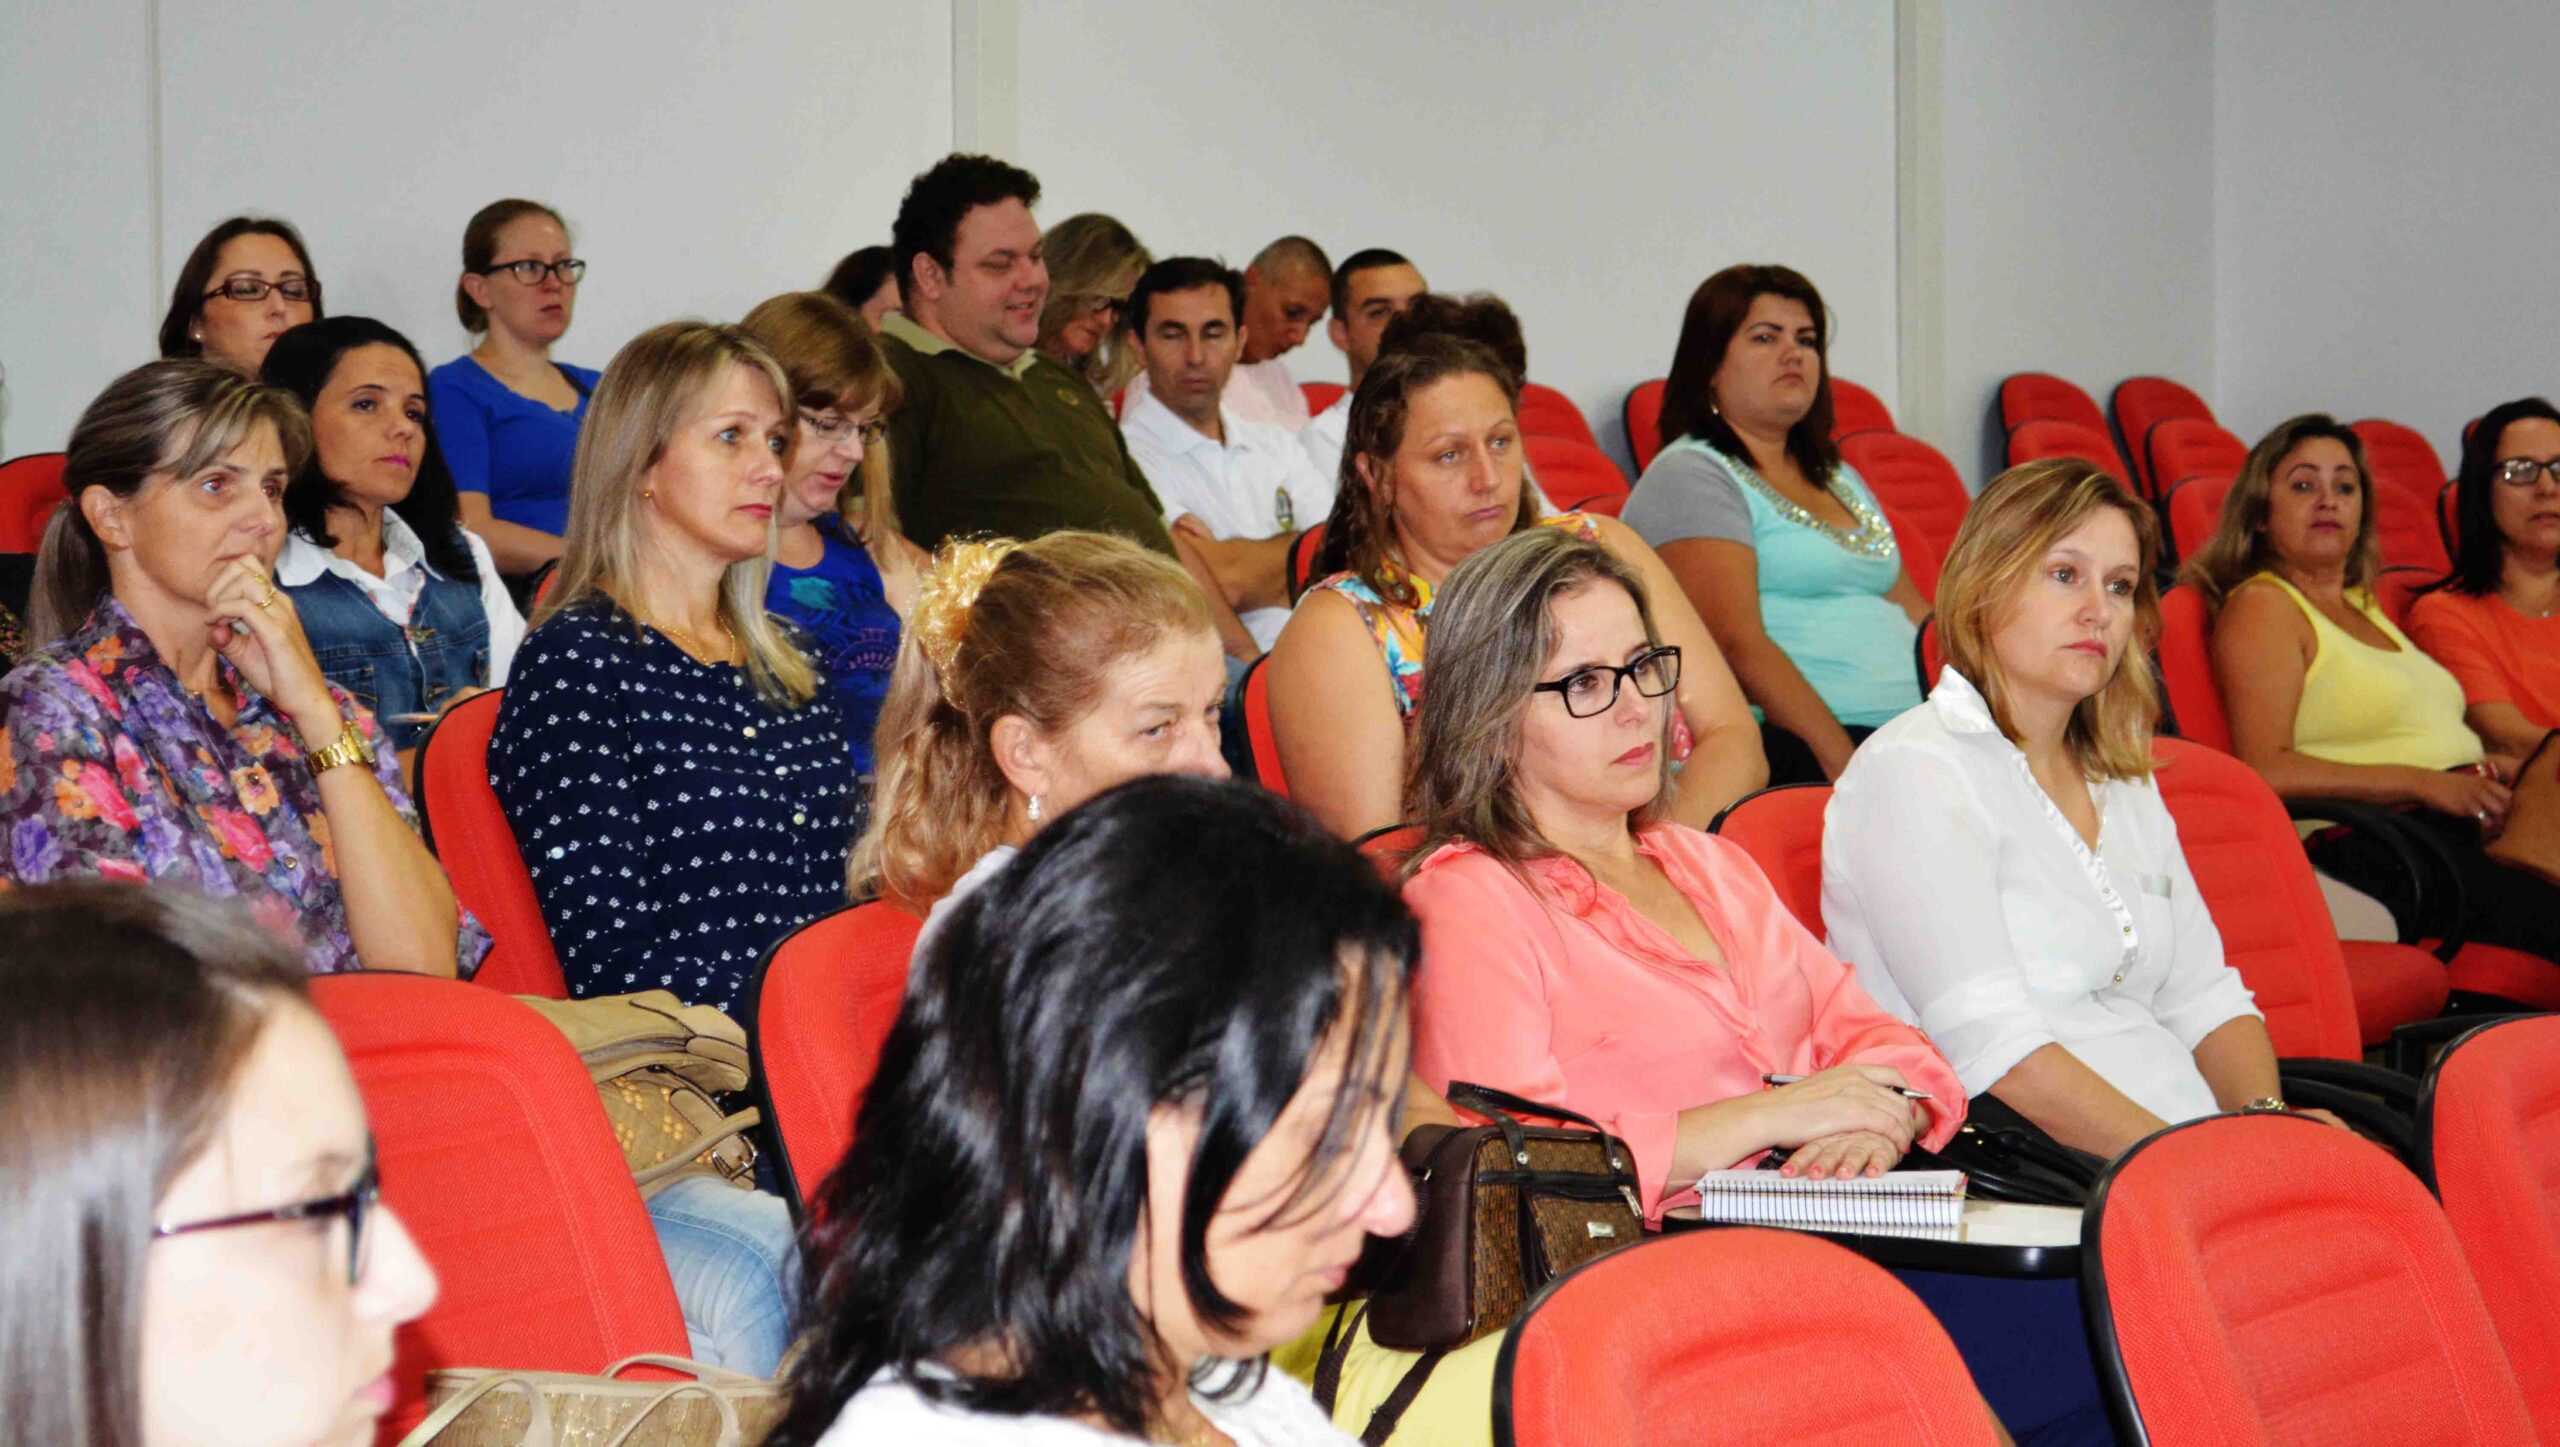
[2148, 737, 2363, 1060]
[1624, 378, 1669, 471]
[746, 901, 921, 1208]
[1829, 376, 1895, 438]
[1704, 784, 1831, 935]
[1242, 653, 1287, 796]
[1285, 523, 1327, 601]
[2371, 475, 2454, 574]
[2352, 417, 2449, 503]
[1500, 1229, 1998, 1446]
[312, 975, 691, 1439]
[1839, 431, 1969, 595]
[2111, 377, 2215, 497]
[2422, 1014, 2560, 1440]
[1354, 822, 1425, 881]
[1999, 371, 2107, 436]
[2155, 584, 2232, 751]
[1915, 612, 1944, 694]
[414, 690, 569, 998]
[2007, 418, 2130, 481]
[2375, 565, 2431, 628]
[1572, 491, 1625, 519]
[1301, 381, 1346, 415]
[2147, 417, 2246, 501]
[1525, 435, 1629, 510]
[2438, 477, 2462, 562]
[2163, 472, 2236, 565]
[2086, 1113, 2533, 1446]
[1515, 382, 1599, 449]
[2353, 418, 2455, 573]
[0, 452, 66, 553]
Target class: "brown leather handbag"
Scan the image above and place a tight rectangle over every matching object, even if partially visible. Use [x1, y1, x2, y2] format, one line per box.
[1313, 1082, 1643, 1444]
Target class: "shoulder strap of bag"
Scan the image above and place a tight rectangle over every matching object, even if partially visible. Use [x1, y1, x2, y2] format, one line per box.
[599, 1380, 744, 1447]
[1311, 1301, 1365, 1413]
[1357, 1349, 1449, 1446]
[395, 1373, 556, 1447]
[1445, 1080, 1606, 1137]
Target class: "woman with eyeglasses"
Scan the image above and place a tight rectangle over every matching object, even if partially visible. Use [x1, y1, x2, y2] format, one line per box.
[2408, 397, 2560, 757]
[427, 198, 599, 580]
[740, 291, 928, 779]
[1034, 212, 1151, 399]
[0, 882, 439, 1446]
[159, 216, 324, 376]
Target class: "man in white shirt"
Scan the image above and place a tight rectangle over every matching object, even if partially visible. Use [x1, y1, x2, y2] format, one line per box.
[1119, 257, 1336, 654]
[1123, 236, 1330, 432]
[1302, 248, 1428, 484]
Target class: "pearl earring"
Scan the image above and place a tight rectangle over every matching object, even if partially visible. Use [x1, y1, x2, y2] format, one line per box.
[1027, 793, 1044, 823]
[641, 489, 655, 501]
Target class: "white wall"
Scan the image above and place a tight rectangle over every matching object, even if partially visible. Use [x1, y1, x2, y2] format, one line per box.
[2215, 0, 2560, 467]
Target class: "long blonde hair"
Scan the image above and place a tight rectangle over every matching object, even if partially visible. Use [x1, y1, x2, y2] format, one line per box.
[1035, 213, 1150, 396]
[1937, 458, 2163, 782]
[850, 532, 1214, 911]
[737, 290, 909, 573]
[2179, 412, 2383, 612]
[538, 321, 819, 708]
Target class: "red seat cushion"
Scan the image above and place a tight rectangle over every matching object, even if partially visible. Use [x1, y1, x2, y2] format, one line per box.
[2445, 943, 2560, 1010]
[2336, 940, 2453, 1047]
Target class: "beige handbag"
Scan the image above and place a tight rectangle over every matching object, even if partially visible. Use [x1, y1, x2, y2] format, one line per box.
[514, 992, 760, 1198]
[400, 1354, 785, 1447]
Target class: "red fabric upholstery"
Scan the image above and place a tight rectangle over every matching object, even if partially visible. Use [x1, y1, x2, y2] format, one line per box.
[2163, 473, 2235, 566]
[1705, 784, 1830, 936]
[1840, 432, 1968, 599]
[1624, 378, 1668, 470]
[312, 975, 690, 1440]
[2111, 377, 2215, 497]
[1828, 376, 1895, 439]
[1998, 371, 2107, 436]
[1526, 435, 1629, 509]
[2147, 417, 2246, 515]
[2374, 565, 2431, 628]
[2150, 737, 2422, 1056]
[2423, 1015, 2560, 1440]
[1356, 823, 1424, 880]
[1916, 612, 1943, 693]
[0, 452, 66, 552]
[1501, 1228, 1998, 1447]
[2336, 941, 2458, 1049]
[1516, 382, 1599, 449]
[2444, 943, 2560, 1010]
[1242, 652, 1287, 796]
[2006, 418, 2130, 482]
[2088, 1113, 2532, 1446]
[1285, 523, 1327, 601]
[1301, 381, 1346, 414]
[2155, 585, 2231, 752]
[2352, 419, 2454, 573]
[414, 690, 568, 998]
[2438, 477, 2462, 561]
[750, 902, 920, 1208]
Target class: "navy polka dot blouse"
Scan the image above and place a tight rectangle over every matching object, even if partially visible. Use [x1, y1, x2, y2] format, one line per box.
[490, 600, 856, 1015]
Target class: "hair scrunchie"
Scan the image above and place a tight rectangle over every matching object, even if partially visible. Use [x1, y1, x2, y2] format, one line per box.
[907, 537, 1021, 698]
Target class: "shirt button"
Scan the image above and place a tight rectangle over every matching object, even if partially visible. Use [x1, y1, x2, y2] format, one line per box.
[285, 857, 299, 870]
[792, 812, 807, 825]
[742, 725, 758, 739]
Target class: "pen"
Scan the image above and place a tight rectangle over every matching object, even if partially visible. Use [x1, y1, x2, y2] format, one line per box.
[1761, 1072, 1934, 1102]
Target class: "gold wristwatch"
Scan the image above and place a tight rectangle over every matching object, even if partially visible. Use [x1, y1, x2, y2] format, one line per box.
[305, 721, 377, 775]
[2240, 1097, 2292, 1115]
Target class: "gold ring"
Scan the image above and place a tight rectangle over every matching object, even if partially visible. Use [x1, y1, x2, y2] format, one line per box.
[253, 581, 279, 610]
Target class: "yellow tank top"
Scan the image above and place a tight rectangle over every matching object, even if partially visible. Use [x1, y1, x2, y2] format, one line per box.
[2246, 572, 2483, 769]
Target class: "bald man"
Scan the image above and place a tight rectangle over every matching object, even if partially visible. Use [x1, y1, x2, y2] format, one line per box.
[1124, 234, 1330, 432]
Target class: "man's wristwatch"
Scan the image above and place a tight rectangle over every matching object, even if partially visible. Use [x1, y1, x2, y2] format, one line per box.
[305, 721, 377, 775]
[2240, 1096, 2292, 1115]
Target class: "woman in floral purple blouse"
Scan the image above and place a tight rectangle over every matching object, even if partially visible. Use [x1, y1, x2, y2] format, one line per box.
[1, 359, 483, 977]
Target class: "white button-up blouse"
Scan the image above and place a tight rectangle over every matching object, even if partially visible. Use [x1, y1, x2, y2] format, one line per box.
[1821, 668, 2260, 1123]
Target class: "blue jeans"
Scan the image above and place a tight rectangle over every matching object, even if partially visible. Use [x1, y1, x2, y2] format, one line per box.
[643, 1178, 799, 1376]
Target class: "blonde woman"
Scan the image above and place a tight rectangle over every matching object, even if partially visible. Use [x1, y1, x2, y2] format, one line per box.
[1033, 212, 1152, 398]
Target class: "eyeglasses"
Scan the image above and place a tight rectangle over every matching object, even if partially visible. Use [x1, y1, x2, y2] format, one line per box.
[204, 275, 320, 305]
[480, 258, 588, 286]
[2495, 458, 2560, 489]
[799, 410, 886, 446]
[153, 1145, 380, 1286]
[1531, 646, 1682, 718]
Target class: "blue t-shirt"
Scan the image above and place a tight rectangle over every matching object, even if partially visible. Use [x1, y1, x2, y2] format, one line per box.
[764, 516, 901, 775]
[427, 355, 602, 541]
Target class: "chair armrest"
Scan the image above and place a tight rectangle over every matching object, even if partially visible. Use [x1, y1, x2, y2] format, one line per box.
[2384, 1013, 2525, 1079]
[2275, 1066, 2416, 1164]
[2280, 797, 2466, 958]
[2277, 1056, 2419, 1113]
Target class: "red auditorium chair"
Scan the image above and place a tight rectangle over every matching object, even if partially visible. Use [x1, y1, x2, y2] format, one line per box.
[2352, 419, 2454, 573]
[0, 451, 66, 552]
[312, 974, 692, 1439]
[2438, 477, 2462, 562]
[1623, 378, 1668, 471]
[1573, 491, 1625, 519]
[2110, 376, 2215, 498]
[1839, 431, 1968, 598]
[744, 900, 922, 1210]
[1998, 371, 2108, 437]
[2374, 565, 2432, 628]
[1301, 380, 1346, 415]
[1242, 653, 1287, 796]
[1914, 611, 1943, 696]
[2420, 1015, 2560, 1440]
[2146, 416, 2246, 522]
[1285, 523, 1328, 601]
[1353, 821, 1424, 880]
[1499, 1229, 1999, 1447]
[1828, 376, 1895, 439]
[413, 690, 570, 998]
[1705, 783, 1833, 935]
[2007, 418, 2130, 481]
[2084, 1113, 2532, 1446]
[1526, 435, 1630, 510]
[1516, 382, 1600, 450]
[2162, 473, 2235, 565]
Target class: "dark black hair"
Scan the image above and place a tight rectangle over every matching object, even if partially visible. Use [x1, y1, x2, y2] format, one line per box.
[1659, 263, 1840, 485]
[1123, 256, 1246, 337]
[1329, 247, 1413, 319]
[891, 153, 1043, 297]
[158, 218, 323, 360]
[771, 776, 1419, 1444]
[259, 317, 478, 583]
[823, 245, 899, 312]
[2427, 397, 2560, 598]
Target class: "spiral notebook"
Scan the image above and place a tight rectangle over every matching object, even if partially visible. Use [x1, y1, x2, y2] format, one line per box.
[1690, 1168, 1968, 1232]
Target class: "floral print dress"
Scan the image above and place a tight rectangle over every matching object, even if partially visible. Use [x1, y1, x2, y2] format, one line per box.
[0, 599, 488, 976]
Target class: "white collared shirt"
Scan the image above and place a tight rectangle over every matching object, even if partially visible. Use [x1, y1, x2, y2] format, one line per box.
[1301, 391, 1351, 489]
[1124, 356, 1311, 433]
[1122, 390, 1337, 652]
[1820, 668, 2259, 1123]
[275, 513, 527, 686]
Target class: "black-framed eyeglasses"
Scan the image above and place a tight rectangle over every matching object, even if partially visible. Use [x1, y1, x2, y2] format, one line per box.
[2495, 458, 2560, 489]
[1531, 646, 1682, 719]
[153, 1145, 380, 1286]
[480, 258, 588, 286]
[799, 410, 886, 447]
[204, 275, 320, 305]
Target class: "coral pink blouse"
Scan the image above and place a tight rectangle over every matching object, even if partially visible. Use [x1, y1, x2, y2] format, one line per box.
[1405, 824, 1963, 1219]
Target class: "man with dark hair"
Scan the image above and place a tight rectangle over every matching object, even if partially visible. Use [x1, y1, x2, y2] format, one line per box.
[1125, 234, 1331, 433]
[1119, 258, 1334, 655]
[1303, 248, 1428, 481]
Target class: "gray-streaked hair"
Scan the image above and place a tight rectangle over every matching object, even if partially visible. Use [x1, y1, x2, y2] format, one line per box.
[1406, 527, 1675, 870]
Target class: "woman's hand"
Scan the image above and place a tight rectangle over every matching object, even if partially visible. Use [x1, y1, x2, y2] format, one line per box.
[204, 558, 341, 742]
[1754, 1065, 1919, 1155]
[1778, 1129, 1903, 1180]
[2418, 766, 2512, 836]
